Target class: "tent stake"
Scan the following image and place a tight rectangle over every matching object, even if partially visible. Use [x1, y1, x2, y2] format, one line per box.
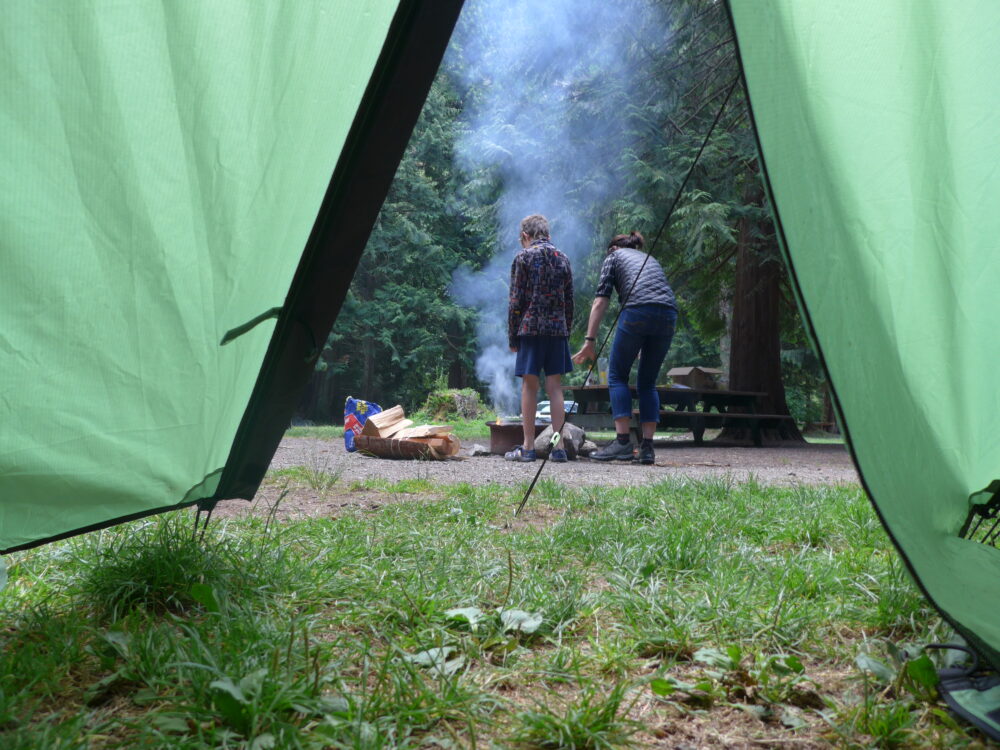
[193, 500, 217, 543]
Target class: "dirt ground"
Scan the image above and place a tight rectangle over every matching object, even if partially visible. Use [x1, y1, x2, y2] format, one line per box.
[215, 435, 860, 521]
[208, 438, 874, 749]
[270, 435, 858, 488]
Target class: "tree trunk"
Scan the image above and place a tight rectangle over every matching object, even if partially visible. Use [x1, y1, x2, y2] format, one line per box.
[821, 381, 840, 434]
[362, 337, 376, 400]
[295, 373, 320, 422]
[296, 369, 341, 424]
[448, 360, 467, 388]
[719, 191, 803, 443]
[718, 296, 733, 389]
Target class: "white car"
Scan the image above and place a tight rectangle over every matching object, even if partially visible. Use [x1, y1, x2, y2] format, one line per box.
[535, 400, 578, 423]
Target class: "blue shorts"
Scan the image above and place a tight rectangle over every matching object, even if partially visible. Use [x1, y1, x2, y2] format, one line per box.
[514, 335, 573, 377]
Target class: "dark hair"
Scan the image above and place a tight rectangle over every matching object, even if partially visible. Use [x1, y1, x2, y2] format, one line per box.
[607, 230, 644, 252]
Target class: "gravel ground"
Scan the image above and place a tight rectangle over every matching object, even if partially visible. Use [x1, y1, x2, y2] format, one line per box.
[208, 436, 858, 520]
[269, 436, 859, 489]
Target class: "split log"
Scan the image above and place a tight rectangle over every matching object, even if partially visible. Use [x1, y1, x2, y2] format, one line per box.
[361, 404, 414, 438]
[354, 433, 460, 460]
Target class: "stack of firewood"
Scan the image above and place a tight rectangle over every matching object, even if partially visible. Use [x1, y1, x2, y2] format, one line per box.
[355, 405, 460, 459]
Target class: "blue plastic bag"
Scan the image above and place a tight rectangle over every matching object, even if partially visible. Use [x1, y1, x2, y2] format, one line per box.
[344, 397, 382, 452]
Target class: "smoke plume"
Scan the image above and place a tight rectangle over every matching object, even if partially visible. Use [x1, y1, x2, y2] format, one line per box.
[446, 0, 666, 414]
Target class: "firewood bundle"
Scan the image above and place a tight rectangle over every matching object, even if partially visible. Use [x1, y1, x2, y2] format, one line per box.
[355, 405, 460, 460]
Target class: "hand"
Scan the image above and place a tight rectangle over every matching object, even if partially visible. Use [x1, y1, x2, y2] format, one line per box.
[572, 340, 596, 365]
[509, 346, 518, 353]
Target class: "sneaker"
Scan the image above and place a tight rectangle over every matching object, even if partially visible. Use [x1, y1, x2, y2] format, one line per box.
[590, 440, 634, 461]
[638, 443, 655, 465]
[504, 446, 536, 462]
[549, 448, 568, 463]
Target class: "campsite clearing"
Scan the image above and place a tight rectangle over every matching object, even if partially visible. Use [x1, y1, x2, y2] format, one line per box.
[213, 436, 859, 522]
[0, 475, 980, 748]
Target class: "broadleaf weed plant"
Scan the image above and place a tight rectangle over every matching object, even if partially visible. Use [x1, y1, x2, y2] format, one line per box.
[0, 478, 989, 747]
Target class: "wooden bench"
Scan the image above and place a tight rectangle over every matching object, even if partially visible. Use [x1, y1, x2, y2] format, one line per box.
[635, 409, 797, 446]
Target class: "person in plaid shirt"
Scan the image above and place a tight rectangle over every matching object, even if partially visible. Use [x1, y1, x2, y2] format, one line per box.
[505, 214, 574, 463]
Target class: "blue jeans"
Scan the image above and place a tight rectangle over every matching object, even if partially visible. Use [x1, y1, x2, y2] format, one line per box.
[608, 304, 677, 424]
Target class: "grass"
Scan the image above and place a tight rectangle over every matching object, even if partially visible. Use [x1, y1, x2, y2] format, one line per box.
[0, 478, 985, 748]
[288, 409, 496, 443]
[804, 435, 846, 445]
[286, 416, 846, 448]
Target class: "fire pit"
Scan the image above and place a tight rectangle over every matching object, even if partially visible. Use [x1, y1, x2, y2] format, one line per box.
[486, 420, 547, 455]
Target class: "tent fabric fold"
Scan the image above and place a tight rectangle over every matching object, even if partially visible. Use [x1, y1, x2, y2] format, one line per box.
[0, 1, 465, 553]
[728, 0, 1000, 671]
[6, 0, 1000, 703]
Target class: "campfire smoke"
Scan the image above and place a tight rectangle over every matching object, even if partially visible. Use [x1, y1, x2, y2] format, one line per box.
[445, 0, 668, 414]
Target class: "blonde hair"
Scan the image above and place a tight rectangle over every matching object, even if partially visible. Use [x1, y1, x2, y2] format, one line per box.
[520, 214, 550, 240]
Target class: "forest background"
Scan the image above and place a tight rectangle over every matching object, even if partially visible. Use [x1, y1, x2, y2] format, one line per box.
[295, 0, 829, 432]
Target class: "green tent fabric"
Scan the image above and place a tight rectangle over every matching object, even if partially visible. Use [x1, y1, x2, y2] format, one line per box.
[1, 1, 464, 553]
[728, 1, 1000, 671]
[7, 0, 1000, 691]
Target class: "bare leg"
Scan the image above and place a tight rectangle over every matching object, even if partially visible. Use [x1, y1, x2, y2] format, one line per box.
[521, 374, 540, 449]
[545, 374, 565, 435]
[641, 421, 656, 440]
[614, 416, 631, 436]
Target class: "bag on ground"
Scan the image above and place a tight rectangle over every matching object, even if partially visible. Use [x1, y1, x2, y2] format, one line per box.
[344, 397, 382, 452]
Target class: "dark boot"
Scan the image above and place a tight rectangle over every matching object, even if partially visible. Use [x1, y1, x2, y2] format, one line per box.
[590, 440, 634, 461]
[638, 441, 655, 465]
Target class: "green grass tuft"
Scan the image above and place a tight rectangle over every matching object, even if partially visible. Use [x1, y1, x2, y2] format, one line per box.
[512, 682, 639, 749]
[0, 478, 981, 748]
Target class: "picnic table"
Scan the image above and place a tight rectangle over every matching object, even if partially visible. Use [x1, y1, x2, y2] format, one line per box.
[565, 384, 796, 446]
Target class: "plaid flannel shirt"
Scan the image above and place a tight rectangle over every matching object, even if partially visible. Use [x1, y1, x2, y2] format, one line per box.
[508, 239, 574, 349]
